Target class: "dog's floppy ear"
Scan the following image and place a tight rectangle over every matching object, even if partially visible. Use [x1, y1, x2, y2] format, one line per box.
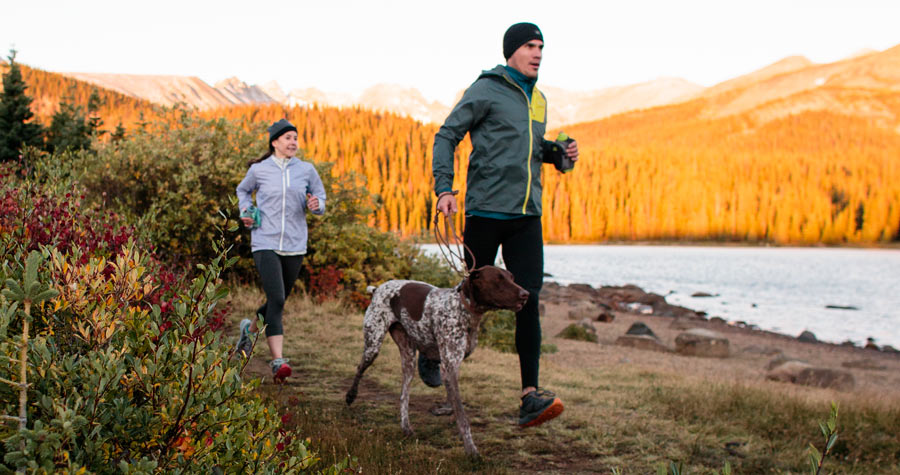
[466, 267, 485, 295]
[461, 267, 481, 304]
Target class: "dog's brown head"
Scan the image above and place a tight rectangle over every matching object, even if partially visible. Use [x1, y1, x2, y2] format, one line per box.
[461, 265, 529, 313]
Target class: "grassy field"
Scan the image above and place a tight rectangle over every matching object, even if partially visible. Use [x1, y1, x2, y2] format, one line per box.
[227, 286, 900, 474]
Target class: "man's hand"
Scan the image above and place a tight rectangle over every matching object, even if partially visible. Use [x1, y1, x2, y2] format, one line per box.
[437, 192, 458, 216]
[566, 140, 579, 161]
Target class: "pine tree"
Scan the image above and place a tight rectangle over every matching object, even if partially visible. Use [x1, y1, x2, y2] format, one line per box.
[46, 98, 92, 154]
[0, 50, 44, 161]
[86, 88, 105, 136]
[111, 122, 126, 143]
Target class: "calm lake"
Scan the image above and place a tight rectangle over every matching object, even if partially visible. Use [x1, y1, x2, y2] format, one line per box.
[420, 244, 900, 348]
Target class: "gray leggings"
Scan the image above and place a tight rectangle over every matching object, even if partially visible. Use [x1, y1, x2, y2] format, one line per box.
[253, 250, 304, 337]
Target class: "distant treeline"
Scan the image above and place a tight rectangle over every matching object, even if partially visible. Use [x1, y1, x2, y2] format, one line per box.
[17, 64, 156, 129]
[13, 65, 900, 245]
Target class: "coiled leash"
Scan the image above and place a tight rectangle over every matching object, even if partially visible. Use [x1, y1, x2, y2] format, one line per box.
[433, 209, 482, 315]
[432, 191, 474, 279]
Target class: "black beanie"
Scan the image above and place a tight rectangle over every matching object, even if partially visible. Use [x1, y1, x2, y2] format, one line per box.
[503, 22, 543, 60]
[268, 119, 297, 143]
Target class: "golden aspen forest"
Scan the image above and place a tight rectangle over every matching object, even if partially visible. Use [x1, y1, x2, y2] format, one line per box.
[11, 58, 900, 245]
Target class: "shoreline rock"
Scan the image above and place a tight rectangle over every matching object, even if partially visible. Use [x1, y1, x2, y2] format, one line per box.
[541, 281, 899, 356]
[538, 281, 899, 398]
[766, 359, 856, 391]
[542, 281, 706, 321]
[675, 328, 730, 358]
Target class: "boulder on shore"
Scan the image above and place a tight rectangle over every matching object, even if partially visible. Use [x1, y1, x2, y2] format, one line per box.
[881, 345, 900, 354]
[626, 322, 658, 339]
[864, 338, 879, 351]
[675, 328, 730, 358]
[596, 311, 615, 323]
[766, 360, 855, 391]
[615, 334, 671, 353]
[797, 330, 818, 343]
[567, 302, 602, 320]
[540, 282, 704, 320]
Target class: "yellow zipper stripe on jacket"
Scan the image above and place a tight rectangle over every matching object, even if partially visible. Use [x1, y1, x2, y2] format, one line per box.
[503, 76, 534, 215]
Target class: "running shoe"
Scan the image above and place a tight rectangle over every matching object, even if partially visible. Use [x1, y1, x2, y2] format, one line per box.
[270, 358, 292, 383]
[519, 388, 564, 427]
[417, 353, 442, 388]
[235, 318, 253, 358]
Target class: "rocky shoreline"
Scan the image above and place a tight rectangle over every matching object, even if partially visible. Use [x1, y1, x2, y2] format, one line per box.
[539, 281, 900, 393]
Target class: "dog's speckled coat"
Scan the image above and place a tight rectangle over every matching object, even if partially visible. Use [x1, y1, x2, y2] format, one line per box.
[345, 266, 529, 456]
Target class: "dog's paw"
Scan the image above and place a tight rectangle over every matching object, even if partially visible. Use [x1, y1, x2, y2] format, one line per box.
[429, 402, 454, 416]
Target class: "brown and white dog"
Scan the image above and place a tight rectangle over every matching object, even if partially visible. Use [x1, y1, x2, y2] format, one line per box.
[345, 266, 529, 456]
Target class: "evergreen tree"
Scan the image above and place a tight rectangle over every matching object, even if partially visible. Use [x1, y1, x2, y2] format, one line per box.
[86, 88, 104, 135]
[111, 121, 126, 143]
[46, 98, 91, 154]
[46, 88, 106, 153]
[0, 49, 43, 161]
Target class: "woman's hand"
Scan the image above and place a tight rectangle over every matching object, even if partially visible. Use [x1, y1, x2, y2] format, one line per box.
[307, 193, 320, 212]
[240, 209, 255, 227]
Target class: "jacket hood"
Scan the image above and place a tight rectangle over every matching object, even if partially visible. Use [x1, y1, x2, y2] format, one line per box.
[479, 65, 509, 81]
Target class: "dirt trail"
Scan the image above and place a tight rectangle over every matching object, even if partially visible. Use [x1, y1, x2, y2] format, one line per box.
[236, 283, 900, 473]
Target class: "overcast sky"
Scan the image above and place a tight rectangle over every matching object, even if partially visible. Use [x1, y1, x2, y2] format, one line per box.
[5, 0, 900, 105]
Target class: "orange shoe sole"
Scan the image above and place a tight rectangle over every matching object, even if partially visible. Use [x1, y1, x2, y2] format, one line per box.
[520, 398, 564, 428]
[273, 365, 292, 383]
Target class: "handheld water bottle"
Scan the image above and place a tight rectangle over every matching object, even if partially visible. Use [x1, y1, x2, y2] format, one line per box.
[241, 205, 260, 229]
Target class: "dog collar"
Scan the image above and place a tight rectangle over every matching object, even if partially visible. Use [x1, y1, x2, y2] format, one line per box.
[457, 279, 481, 315]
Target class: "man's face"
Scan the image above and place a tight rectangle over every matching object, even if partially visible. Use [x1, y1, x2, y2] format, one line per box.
[507, 39, 543, 79]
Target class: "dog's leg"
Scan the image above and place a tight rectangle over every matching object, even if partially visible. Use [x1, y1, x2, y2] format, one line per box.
[440, 342, 478, 456]
[390, 326, 417, 434]
[345, 312, 388, 405]
[389, 325, 417, 436]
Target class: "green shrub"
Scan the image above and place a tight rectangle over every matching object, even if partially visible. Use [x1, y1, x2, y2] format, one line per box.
[479, 310, 558, 354]
[0, 169, 341, 473]
[408, 250, 457, 289]
[70, 110, 449, 308]
[556, 323, 599, 342]
[74, 109, 261, 270]
[303, 160, 411, 299]
[1, 246, 321, 472]
[479, 310, 518, 353]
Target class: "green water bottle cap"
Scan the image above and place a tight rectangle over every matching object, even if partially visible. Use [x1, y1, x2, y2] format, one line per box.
[556, 132, 568, 141]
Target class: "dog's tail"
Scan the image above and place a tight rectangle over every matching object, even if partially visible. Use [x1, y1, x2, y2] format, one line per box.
[366, 285, 376, 294]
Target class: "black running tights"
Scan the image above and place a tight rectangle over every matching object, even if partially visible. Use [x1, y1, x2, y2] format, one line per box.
[253, 250, 304, 337]
[463, 215, 543, 390]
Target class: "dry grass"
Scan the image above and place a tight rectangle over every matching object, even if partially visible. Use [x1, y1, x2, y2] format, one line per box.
[226, 286, 900, 474]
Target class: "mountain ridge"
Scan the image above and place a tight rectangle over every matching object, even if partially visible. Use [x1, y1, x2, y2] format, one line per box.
[62, 72, 705, 126]
[55, 43, 900, 130]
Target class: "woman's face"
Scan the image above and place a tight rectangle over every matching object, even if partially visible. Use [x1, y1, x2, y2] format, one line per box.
[271, 131, 299, 158]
